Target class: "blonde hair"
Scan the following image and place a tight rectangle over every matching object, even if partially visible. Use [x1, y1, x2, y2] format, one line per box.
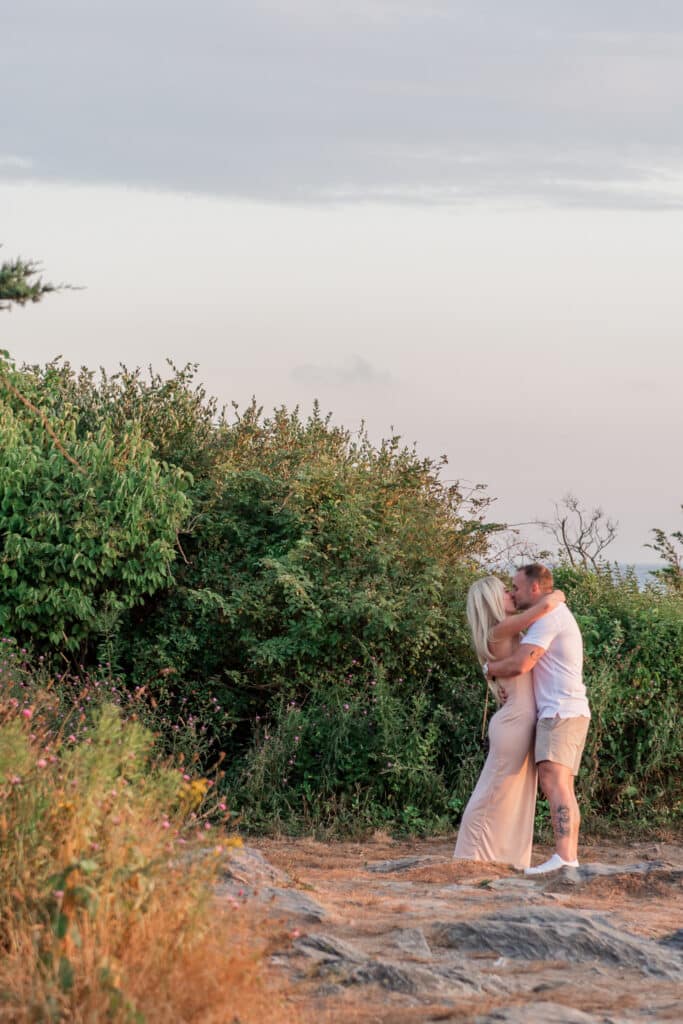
[466, 576, 507, 664]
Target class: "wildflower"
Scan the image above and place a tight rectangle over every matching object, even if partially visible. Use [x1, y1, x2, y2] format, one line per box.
[162, 820, 171, 829]
[219, 803, 227, 811]
[67, 734, 77, 743]
[294, 735, 300, 743]
[22, 707, 33, 720]
[53, 890, 64, 900]
[36, 758, 48, 769]
[343, 703, 350, 710]
[205, 822, 211, 830]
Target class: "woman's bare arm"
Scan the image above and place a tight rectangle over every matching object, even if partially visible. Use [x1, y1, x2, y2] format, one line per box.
[490, 589, 565, 642]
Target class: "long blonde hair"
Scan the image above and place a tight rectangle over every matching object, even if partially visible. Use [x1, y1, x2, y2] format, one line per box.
[466, 576, 507, 664]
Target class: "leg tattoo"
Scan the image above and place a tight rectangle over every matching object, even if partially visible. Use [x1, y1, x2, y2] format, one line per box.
[553, 804, 571, 838]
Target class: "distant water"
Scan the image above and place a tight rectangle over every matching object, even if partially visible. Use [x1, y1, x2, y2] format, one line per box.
[616, 563, 663, 588]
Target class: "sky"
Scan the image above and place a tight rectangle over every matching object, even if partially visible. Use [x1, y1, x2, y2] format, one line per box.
[2, 1, 682, 562]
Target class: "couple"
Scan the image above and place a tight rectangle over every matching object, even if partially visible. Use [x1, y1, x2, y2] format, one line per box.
[454, 563, 590, 875]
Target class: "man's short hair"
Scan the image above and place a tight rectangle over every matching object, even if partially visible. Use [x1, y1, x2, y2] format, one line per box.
[518, 563, 554, 593]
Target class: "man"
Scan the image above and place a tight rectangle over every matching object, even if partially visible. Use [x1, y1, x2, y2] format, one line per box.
[486, 564, 590, 875]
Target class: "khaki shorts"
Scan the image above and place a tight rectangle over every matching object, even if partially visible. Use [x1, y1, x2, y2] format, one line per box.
[535, 716, 590, 776]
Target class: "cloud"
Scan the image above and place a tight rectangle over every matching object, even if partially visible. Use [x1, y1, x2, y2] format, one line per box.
[291, 356, 392, 386]
[3, 3, 683, 208]
[0, 155, 33, 170]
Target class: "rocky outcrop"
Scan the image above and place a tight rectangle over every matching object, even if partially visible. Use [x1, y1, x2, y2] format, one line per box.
[216, 838, 683, 1022]
[431, 907, 683, 979]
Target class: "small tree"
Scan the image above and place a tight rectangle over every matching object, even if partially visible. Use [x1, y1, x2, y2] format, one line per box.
[0, 252, 57, 310]
[647, 507, 683, 594]
[539, 494, 618, 570]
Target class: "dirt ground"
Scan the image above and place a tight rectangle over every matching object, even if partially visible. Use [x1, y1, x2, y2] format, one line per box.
[235, 832, 683, 1023]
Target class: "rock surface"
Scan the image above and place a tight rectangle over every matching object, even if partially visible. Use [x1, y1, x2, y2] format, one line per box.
[218, 837, 683, 1022]
[431, 906, 683, 978]
[474, 1002, 613, 1023]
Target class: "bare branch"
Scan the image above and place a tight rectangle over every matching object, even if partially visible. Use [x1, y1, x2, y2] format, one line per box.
[537, 493, 618, 569]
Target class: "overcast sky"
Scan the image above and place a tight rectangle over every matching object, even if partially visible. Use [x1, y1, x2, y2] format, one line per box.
[2, 2, 682, 561]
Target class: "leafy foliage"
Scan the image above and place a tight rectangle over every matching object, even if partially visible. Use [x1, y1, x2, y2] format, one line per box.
[0, 253, 58, 310]
[0, 368, 190, 653]
[553, 565, 682, 829]
[1, 354, 681, 835]
[647, 506, 683, 594]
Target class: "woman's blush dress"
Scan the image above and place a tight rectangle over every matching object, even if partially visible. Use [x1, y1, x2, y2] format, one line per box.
[453, 672, 537, 870]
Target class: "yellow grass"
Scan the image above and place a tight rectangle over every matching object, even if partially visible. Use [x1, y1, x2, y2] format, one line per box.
[0, 687, 304, 1022]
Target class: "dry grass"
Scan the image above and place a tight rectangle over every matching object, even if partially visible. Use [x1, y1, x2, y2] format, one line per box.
[1, 897, 303, 1024]
[0, 672, 304, 1023]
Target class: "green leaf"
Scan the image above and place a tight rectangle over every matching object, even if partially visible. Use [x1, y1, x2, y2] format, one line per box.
[58, 955, 75, 992]
[53, 912, 69, 939]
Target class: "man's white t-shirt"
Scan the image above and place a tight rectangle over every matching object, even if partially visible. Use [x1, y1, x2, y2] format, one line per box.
[522, 604, 590, 720]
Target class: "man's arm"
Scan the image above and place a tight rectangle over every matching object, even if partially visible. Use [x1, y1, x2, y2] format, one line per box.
[490, 590, 565, 642]
[487, 643, 546, 679]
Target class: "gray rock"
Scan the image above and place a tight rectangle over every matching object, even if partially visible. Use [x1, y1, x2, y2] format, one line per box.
[389, 927, 432, 957]
[430, 908, 683, 979]
[296, 931, 485, 998]
[345, 961, 424, 994]
[260, 886, 326, 921]
[474, 1002, 613, 1023]
[293, 933, 366, 963]
[660, 928, 683, 952]
[531, 861, 681, 892]
[221, 845, 291, 887]
[365, 856, 434, 873]
[343, 958, 482, 996]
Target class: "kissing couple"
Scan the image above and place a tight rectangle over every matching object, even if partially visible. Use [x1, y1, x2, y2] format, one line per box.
[454, 563, 591, 875]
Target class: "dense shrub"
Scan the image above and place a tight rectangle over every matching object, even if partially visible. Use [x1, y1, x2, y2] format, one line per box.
[0, 363, 190, 654]
[1, 357, 681, 835]
[553, 566, 682, 830]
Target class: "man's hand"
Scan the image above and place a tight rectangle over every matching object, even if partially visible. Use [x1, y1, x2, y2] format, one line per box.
[488, 643, 546, 679]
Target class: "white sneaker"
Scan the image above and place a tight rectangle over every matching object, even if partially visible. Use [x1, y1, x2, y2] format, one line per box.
[524, 853, 579, 876]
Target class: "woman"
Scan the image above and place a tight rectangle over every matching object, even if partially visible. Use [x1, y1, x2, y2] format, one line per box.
[453, 577, 565, 869]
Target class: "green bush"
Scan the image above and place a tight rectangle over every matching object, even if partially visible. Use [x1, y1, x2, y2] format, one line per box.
[2, 356, 681, 836]
[554, 566, 682, 828]
[0, 393, 190, 653]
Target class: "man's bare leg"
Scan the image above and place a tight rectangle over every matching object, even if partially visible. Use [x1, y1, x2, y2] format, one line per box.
[538, 760, 580, 862]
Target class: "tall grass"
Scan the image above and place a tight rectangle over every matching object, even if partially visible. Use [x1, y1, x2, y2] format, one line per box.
[0, 642, 302, 1022]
